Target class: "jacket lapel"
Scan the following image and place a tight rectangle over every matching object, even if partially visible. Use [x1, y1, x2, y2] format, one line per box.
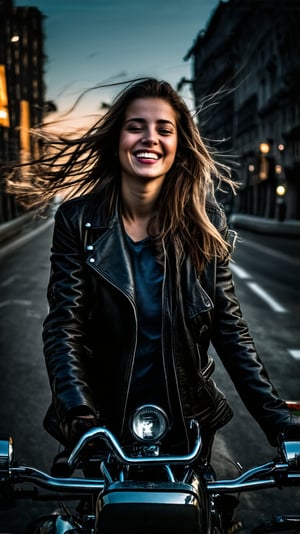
[85, 214, 135, 302]
[82, 197, 212, 315]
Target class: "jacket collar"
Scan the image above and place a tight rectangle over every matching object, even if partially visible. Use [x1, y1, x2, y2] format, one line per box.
[84, 198, 213, 316]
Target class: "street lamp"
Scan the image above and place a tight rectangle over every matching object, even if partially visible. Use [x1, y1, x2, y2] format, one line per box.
[276, 183, 287, 222]
[259, 142, 270, 180]
[259, 142, 270, 154]
[10, 35, 20, 43]
[276, 184, 286, 197]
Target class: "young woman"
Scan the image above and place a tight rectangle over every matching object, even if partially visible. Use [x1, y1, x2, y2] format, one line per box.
[7, 78, 295, 456]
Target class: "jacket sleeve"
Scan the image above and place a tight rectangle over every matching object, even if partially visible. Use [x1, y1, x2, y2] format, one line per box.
[43, 205, 96, 426]
[211, 209, 290, 445]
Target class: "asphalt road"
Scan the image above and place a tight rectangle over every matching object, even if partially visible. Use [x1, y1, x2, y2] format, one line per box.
[211, 228, 300, 530]
[0, 220, 299, 532]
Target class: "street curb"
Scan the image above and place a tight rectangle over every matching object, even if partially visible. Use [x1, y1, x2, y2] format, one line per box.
[229, 214, 300, 237]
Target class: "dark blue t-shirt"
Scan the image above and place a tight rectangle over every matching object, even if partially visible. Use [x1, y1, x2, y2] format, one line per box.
[126, 235, 167, 410]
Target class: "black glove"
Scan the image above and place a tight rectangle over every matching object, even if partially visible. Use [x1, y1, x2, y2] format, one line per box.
[69, 414, 97, 446]
[281, 414, 300, 442]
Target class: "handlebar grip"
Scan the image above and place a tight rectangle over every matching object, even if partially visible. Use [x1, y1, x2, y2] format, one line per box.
[283, 424, 300, 442]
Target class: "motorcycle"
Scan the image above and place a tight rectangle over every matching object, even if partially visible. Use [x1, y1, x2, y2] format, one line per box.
[1, 402, 300, 533]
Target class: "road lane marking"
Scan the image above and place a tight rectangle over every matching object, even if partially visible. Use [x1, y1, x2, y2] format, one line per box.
[0, 274, 20, 287]
[230, 262, 251, 279]
[288, 350, 300, 360]
[0, 299, 32, 308]
[26, 309, 41, 318]
[247, 281, 287, 313]
[230, 261, 288, 313]
[12, 299, 32, 306]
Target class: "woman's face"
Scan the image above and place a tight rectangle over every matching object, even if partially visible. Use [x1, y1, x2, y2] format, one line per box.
[119, 97, 178, 186]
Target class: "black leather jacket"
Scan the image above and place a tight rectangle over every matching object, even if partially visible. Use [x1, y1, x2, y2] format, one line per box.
[43, 192, 290, 446]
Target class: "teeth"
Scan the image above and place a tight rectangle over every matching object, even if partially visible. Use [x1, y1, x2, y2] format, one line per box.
[135, 152, 159, 160]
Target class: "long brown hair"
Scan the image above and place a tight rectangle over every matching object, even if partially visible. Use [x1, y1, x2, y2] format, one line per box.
[6, 77, 237, 271]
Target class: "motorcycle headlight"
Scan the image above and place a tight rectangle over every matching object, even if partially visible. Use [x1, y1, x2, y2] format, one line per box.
[130, 405, 169, 444]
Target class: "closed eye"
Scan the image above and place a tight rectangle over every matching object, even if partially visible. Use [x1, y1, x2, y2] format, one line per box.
[127, 125, 143, 131]
[158, 128, 173, 135]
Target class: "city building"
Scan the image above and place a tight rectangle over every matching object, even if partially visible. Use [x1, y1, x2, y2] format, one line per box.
[184, 0, 300, 221]
[0, 0, 45, 223]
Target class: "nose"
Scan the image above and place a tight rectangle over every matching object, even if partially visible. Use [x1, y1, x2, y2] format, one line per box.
[141, 126, 158, 145]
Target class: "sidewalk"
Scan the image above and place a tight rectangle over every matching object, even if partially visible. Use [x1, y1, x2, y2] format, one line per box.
[229, 214, 300, 237]
[0, 211, 35, 244]
[0, 210, 53, 259]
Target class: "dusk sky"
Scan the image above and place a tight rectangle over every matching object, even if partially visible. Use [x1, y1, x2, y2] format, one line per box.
[14, 0, 221, 122]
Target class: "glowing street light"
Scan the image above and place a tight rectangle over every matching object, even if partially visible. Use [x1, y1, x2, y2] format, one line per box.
[259, 142, 270, 154]
[276, 184, 286, 197]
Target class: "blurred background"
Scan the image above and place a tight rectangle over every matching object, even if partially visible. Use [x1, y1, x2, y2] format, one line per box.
[1, 0, 300, 226]
[0, 0, 299, 531]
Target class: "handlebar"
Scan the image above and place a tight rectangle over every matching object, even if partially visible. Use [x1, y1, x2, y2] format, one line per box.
[67, 419, 202, 468]
[2, 452, 300, 499]
[208, 461, 300, 493]
[1, 425, 300, 501]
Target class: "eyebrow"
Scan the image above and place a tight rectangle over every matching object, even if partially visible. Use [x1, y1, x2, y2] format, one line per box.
[124, 117, 176, 127]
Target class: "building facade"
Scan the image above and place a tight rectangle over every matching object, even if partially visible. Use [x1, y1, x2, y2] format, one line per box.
[185, 0, 300, 221]
[0, 0, 45, 222]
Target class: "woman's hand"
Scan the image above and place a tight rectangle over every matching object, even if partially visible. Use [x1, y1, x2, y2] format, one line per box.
[69, 414, 97, 445]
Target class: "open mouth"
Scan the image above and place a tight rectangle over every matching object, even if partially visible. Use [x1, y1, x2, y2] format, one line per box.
[134, 151, 161, 161]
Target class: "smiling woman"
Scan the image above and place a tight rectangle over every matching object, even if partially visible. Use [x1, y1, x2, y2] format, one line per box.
[119, 97, 178, 241]
[6, 77, 297, 463]
[120, 100, 177, 176]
